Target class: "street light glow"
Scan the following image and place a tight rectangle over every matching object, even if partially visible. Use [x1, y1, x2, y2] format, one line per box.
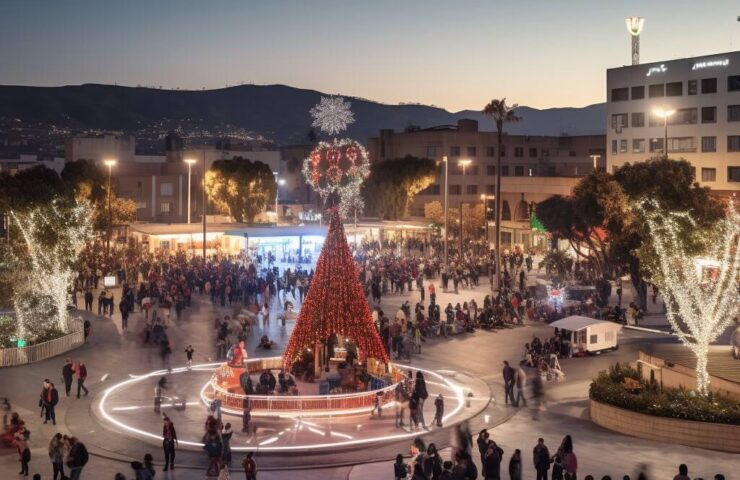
[458, 159, 472, 167]
[184, 158, 196, 165]
[278, 179, 286, 186]
[103, 159, 117, 168]
[654, 108, 675, 118]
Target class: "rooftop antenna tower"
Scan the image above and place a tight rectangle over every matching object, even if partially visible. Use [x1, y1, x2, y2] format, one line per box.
[625, 17, 645, 65]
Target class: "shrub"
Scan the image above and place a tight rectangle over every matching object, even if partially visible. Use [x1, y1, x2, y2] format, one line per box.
[590, 362, 740, 425]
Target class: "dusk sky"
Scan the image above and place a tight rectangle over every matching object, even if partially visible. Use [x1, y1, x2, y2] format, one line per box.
[2, 0, 740, 111]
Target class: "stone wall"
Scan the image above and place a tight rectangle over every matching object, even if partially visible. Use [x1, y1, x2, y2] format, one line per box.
[590, 399, 740, 453]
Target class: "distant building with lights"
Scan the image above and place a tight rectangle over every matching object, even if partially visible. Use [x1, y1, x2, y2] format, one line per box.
[367, 120, 605, 250]
[607, 50, 740, 192]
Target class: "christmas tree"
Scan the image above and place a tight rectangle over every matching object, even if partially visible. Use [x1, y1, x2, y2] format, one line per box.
[282, 208, 388, 370]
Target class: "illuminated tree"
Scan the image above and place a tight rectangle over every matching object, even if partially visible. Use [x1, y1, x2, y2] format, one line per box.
[362, 156, 437, 220]
[205, 157, 276, 223]
[639, 199, 739, 395]
[11, 200, 92, 337]
[283, 209, 388, 370]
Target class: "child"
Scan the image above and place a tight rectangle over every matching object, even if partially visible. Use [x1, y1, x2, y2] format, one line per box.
[433, 394, 444, 427]
[370, 391, 383, 418]
[185, 345, 195, 370]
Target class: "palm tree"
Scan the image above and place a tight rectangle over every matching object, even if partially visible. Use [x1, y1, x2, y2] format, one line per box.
[482, 98, 521, 289]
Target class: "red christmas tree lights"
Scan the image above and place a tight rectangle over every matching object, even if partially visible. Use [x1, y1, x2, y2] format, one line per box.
[282, 209, 389, 370]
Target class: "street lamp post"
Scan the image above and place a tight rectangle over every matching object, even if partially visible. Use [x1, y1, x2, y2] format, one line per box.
[202, 150, 207, 259]
[103, 159, 117, 262]
[442, 156, 449, 269]
[184, 158, 196, 224]
[457, 159, 472, 260]
[654, 108, 675, 159]
[273, 172, 285, 226]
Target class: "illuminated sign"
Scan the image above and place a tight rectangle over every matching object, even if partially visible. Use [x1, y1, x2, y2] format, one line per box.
[691, 59, 729, 70]
[646, 64, 667, 77]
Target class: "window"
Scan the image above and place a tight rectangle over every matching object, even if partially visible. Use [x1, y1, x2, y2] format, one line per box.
[589, 334, 598, 345]
[450, 146, 460, 157]
[529, 147, 537, 158]
[666, 81, 682, 96]
[449, 184, 462, 195]
[502, 201, 511, 221]
[648, 83, 665, 98]
[631, 112, 645, 127]
[688, 80, 697, 95]
[670, 108, 697, 125]
[514, 147, 524, 158]
[632, 139, 645, 153]
[702, 77, 717, 94]
[486, 184, 496, 195]
[421, 184, 441, 195]
[160, 183, 173, 196]
[501, 231, 512, 245]
[701, 136, 717, 152]
[631, 86, 645, 100]
[649, 138, 664, 153]
[728, 167, 740, 182]
[486, 165, 496, 176]
[501, 166, 509, 176]
[611, 87, 629, 101]
[728, 105, 740, 122]
[160, 202, 172, 214]
[728, 136, 740, 152]
[426, 146, 438, 157]
[514, 166, 525, 176]
[667, 137, 695, 153]
[611, 113, 628, 129]
[466, 146, 477, 157]
[620, 139, 628, 153]
[728, 75, 740, 91]
[466, 184, 478, 195]
[701, 106, 717, 123]
[701, 168, 716, 182]
[611, 140, 618, 154]
[486, 147, 495, 157]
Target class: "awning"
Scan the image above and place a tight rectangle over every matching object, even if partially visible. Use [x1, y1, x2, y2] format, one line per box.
[549, 316, 620, 331]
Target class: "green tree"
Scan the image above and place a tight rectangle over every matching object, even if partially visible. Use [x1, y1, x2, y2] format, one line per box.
[362, 156, 437, 220]
[61, 159, 106, 204]
[205, 157, 276, 223]
[0, 166, 66, 212]
[483, 98, 521, 286]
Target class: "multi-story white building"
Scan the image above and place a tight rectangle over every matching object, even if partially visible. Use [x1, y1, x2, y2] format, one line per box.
[607, 51, 740, 192]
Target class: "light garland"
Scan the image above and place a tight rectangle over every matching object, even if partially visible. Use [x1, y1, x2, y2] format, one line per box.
[10, 201, 92, 338]
[302, 138, 370, 203]
[310, 96, 355, 135]
[639, 199, 739, 395]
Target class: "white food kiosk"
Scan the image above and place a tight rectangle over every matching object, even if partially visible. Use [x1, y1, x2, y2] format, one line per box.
[549, 316, 622, 355]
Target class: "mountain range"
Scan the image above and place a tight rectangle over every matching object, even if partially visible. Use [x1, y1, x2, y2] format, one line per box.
[0, 83, 606, 145]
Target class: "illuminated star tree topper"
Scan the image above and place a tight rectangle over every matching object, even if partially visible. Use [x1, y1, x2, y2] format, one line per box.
[310, 96, 355, 135]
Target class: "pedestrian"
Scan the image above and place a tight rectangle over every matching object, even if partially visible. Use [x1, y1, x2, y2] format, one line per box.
[514, 364, 527, 407]
[483, 440, 504, 480]
[185, 344, 195, 370]
[16, 428, 30, 476]
[241, 397, 252, 433]
[414, 371, 428, 428]
[66, 437, 89, 480]
[41, 379, 59, 425]
[433, 394, 444, 427]
[509, 449, 522, 480]
[218, 463, 232, 480]
[221, 422, 233, 466]
[553, 435, 577, 480]
[370, 391, 383, 418]
[242, 451, 257, 480]
[74, 361, 88, 398]
[532, 438, 550, 480]
[673, 464, 691, 480]
[393, 453, 409, 479]
[49, 432, 66, 480]
[502, 360, 516, 406]
[62, 358, 74, 397]
[84, 289, 93, 311]
[162, 415, 177, 471]
[131, 453, 155, 480]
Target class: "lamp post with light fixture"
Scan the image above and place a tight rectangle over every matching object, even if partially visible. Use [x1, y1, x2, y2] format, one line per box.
[103, 159, 117, 260]
[457, 159, 472, 260]
[654, 108, 676, 159]
[184, 158, 196, 224]
[273, 172, 285, 226]
[442, 155, 449, 269]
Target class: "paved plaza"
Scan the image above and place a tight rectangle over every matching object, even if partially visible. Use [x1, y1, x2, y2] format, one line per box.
[0, 277, 737, 479]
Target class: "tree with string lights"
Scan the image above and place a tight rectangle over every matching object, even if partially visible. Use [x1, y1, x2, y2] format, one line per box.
[639, 199, 739, 395]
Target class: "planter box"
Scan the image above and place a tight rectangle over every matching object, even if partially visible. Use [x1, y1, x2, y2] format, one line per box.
[0, 327, 85, 367]
[590, 398, 740, 453]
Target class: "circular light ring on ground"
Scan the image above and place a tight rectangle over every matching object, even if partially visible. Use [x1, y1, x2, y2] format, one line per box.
[97, 361, 468, 452]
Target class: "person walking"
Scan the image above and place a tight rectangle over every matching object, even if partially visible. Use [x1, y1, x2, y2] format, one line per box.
[242, 451, 257, 480]
[221, 422, 233, 466]
[62, 359, 74, 397]
[16, 428, 31, 476]
[49, 433, 66, 480]
[508, 449, 522, 480]
[185, 344, 195, 370]
[67, 437, 89, 480]
[502, 361, 516, 406]
[414, 371, 429, 429]
[74, 361, 88, 398]
[433, 394, 444, 427]
[514, 364, 527, 407]
[532, 438, 550, 480]
[162, 415, 177, 471]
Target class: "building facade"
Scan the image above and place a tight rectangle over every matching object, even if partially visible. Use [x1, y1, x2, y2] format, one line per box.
[65, 134, 136, 164]
[367, 120, 606, 249]
[607, 50, 740, 192]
